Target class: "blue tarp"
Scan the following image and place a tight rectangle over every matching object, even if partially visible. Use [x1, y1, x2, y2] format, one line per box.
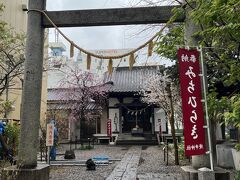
[92, 155, 109, 161]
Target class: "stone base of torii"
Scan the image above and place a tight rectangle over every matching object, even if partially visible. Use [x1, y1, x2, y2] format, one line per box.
[181, 166, 231, 180]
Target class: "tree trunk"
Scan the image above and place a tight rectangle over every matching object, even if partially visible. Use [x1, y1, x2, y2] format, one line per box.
[166, 83, 179, 165]
[211, 120, 217, 165]
[169, 113, 179, 165]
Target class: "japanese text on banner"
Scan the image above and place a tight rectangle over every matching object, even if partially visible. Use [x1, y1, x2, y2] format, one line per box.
[178, 48, 205, 156]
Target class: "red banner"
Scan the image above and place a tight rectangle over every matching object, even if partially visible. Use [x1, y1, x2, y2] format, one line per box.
[107, 119, 112, 137]
[178, 48, 205, 156]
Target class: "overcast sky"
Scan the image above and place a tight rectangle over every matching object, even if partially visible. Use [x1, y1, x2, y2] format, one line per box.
[46, 0, 174, 65]
[46, 0, 163, 49]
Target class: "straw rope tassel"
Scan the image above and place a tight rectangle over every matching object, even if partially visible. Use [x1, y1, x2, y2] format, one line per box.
[129, 53, 135, 70]
[108, 59, 113, 75]
[29, 10, 169, 61]
[70, 42, 74, 58]
[87, 54, 91, 70]
[148, 40, 154, 57]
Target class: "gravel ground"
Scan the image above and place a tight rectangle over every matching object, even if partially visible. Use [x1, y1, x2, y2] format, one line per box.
[50, 144, 189, 180]
[137, 145, 187, 179]
[50, 144, 129, 180]
[137, 145, 189, 174]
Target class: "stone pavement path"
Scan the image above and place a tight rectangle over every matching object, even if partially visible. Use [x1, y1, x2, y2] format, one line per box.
[106, 146, 182, 180]
[106, 146, 141, 180]
[49, 145, 185, 180]
[137, 173, 182, 180]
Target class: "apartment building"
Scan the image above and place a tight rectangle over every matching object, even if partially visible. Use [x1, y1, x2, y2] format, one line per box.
[0, 0, 48, 127]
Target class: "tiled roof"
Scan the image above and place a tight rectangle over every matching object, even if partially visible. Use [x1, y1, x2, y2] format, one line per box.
[47, 89, 101, 110]
[48, 87, 105, 101]
[104, 66, 159, 93]
[47, 102, 99, 110]
[48, 88, 70, 101]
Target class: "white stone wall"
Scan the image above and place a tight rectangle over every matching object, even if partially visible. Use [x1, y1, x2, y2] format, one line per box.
[154, 108, 167, 132]
[108, 108, 120, 132]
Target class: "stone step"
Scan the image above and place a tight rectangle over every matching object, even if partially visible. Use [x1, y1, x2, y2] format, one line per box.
[116, 139, 158, 145]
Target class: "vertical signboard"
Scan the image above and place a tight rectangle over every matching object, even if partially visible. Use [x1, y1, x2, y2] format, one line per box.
[178, 48, 205, 156]
[107, 119, 112, 137]
[46, 123, 54, 146]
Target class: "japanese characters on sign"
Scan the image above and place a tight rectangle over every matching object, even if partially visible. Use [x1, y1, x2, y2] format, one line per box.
[46, 124, 54, 146]
[178, 48, 205, 156]
[107, 119, 112, 137]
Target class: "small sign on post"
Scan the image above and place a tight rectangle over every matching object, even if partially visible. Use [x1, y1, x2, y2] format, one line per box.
[107, 119, 112, 137]
[46, 123, 54, 164]
[46, 123, 54, 146]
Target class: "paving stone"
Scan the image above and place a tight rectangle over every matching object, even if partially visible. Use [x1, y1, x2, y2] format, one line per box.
[106, 146, 141, 180]
[137, 173, 182, 180]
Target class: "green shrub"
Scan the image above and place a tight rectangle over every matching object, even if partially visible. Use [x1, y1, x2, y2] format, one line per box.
[4, 123, 20, 155]
[79, 144, 93, 150]
[235, 143, 240, 151]
[178, 141, 185, 159]
[235, 170, 240, 180]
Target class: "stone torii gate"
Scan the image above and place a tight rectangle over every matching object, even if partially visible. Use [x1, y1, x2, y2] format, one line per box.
[4, 0, 209, 179]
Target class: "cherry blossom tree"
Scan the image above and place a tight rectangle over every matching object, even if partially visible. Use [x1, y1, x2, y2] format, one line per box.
[59, 65, 108, 141]
[139, 71, 182, 165]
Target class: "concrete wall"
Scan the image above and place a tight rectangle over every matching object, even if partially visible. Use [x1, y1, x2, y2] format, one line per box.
[0, 0, 28, 121]
[0, 0, 48, 129]
[76, 49, 132, 75]
[47, 56, 68, 88]
[0, 0, 28, 33]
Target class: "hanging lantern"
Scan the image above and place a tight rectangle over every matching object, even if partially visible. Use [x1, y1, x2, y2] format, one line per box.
[87, 54, 91, 70]
[129, 53, 135, 70]
[70, 42, 74, 58]
[108, 58, 113, 75]
[148, 40, 154, 57]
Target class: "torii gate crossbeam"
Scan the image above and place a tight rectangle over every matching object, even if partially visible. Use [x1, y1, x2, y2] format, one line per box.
[43, 6, 184, 28]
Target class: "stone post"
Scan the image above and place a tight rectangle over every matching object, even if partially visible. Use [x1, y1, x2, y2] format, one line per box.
[184, 3, 210, 169]
[198, 168, 215, 180]
[17, 0, 46, 168]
